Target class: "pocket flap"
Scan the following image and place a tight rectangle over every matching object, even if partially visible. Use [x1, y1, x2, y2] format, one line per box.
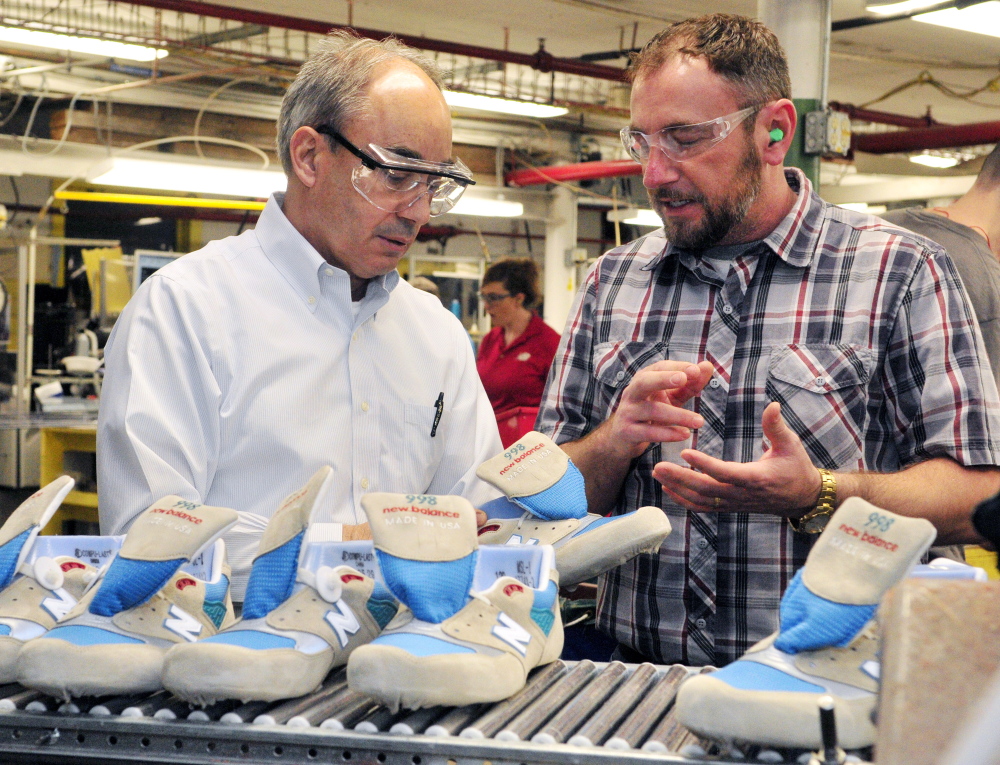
[593, 340, 669, 387]
[768, 344, 873, 393]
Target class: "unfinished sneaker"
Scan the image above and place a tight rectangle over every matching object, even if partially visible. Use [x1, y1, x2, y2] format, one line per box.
[0, 477, 123, 681]
[347, 493, 563, 711]
[476, 431, 671, 586]
[162, 467, 398, 705]
[17, 497, 239, 699]
[675, 497, 936, 749]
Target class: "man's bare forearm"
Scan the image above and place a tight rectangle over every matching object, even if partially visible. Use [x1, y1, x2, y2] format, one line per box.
[834, 458, 1000, 544]
[562, 422, 643, 516]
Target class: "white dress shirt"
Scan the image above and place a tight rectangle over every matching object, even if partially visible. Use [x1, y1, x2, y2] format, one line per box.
[98, 194, 502, 598]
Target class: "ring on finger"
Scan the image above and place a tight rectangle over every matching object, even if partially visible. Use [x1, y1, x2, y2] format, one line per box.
[713, 497, 722, 508]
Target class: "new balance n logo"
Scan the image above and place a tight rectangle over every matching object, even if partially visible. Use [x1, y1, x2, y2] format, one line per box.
[492, 612, 531, 656]
[163, 604, 203, 642]
[324, 600, 361, 648]
[40, 588, 76, 621]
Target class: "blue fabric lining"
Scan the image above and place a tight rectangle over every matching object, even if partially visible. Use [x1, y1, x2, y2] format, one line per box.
[711, 661, 826, 693]
[0, 528, 33, 591]
[532, 580, 558, 610]
[774, 570, 877, 654]
[242, 531, 305, 620]
[366, 582, 398, 629]
[531, 608, 555, 635]
[372, 632, 475, 656]
[377, 550, 476, 624]
[201, 574, 230, 628]
[513, 462, 587, 521]
[201, 630, 296, 650]
[45, 625, 144, 646]
[480, 496, 527, 519]
[0, 624, 10, 636]
[89, 556, 184, 617]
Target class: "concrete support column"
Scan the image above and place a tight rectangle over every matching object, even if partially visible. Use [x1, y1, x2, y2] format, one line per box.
[542, 186, 578, 334]
[757, 0, 831, 188]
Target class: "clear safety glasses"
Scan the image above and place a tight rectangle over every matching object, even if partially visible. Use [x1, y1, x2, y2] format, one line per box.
[620, 104, 761, 164]
[316, 126, 475, 216]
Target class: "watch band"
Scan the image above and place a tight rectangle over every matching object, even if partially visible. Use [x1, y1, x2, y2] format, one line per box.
[789, 469, 837, 534]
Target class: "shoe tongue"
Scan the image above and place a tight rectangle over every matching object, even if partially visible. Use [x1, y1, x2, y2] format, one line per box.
[361, 493, 477, 563]
[0, 476, 74, 590]
[360, 494, 478, 623]
[255, 466, 333, 559]
[476, 431, 586, 521]
[803, 497, 936, 605]
[118, 496, 239, 563]
[87, 497, 238, 618]
[240, 467, 333, 620]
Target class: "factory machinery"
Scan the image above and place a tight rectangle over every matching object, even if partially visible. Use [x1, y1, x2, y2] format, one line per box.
[0, 660, 866, 765]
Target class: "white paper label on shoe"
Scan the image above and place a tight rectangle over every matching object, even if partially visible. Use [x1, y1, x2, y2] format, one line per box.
[476, 431, 570, 498]
[40, 587, 77, 621]
[360, 493, 477, 563]
[323, 600, 361, 649]
[491, 612, 531, 656]
[163, 604, 204, 642]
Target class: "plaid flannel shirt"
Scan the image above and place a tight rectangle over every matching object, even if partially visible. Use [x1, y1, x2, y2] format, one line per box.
[537, 169, 1000, 666]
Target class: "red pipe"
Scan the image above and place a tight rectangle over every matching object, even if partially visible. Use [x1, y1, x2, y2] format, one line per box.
[853, 120, 1000, 154]
[119, 0, 628, 82]
[505, 159, 641, 187]
[828, 102, 944, 129]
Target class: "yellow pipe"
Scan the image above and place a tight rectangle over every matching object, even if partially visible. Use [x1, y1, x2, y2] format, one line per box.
[54, 190, 266, 211]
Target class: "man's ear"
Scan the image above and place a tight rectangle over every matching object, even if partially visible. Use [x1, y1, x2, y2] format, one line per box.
[289, 126, 324, 188]
[761, 99, 797, 167]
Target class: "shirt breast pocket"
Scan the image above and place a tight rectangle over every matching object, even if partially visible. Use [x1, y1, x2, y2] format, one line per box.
[766, 344, 873, 468]
[593, 340, 671, 402]
[397, 402, 444, 488]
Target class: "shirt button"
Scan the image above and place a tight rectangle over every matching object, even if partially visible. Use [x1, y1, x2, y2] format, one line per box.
[709, 378, 721, 388]
[815, 376, 826, 386]
[361, 478, 369, 490]
[325, 268, 335, 276]
[697, 539, 709, 549]
[615, 371, 625, 382]
[722, 304, 733, 315]
[307, 296, 316, 305]
[361, 401, 369, 412]
[352, 332, 359, 342]
[695, 618, 707, 629]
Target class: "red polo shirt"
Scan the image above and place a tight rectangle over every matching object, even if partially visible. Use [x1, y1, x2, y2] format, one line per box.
[477, 312, 561, 413]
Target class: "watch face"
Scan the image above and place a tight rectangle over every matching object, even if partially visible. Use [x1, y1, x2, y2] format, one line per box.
[802, 513, 831, 534]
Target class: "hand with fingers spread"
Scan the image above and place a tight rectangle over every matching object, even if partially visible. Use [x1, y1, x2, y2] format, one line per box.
[603, 359, 715, 461]
[652, 401, 823, 517]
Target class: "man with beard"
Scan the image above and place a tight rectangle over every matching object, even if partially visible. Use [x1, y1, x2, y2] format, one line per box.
[536, 13, 1000, 666]
[98, 31, 501, 601]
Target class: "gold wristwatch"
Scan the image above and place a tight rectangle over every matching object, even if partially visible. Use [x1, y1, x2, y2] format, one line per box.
[789, 469, 837, 534]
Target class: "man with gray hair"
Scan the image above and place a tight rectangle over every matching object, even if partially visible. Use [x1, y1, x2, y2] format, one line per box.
[98, 31, 502, 600]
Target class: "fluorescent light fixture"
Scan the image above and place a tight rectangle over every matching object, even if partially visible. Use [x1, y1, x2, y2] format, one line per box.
[914, 1, 1000, 38]
[909, 153, 961, 168]
[0, 25, 167, 62]
[607, 207, 662, 227]
[88, 157, 285, 198]
[866, 0, 944, 14]
[839, 203, 888, 214]
[448, 196, 524, 217]
[443, 90, 568, 119]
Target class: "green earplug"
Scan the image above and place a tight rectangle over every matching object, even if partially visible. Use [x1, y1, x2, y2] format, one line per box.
[769, 128, 784, 142]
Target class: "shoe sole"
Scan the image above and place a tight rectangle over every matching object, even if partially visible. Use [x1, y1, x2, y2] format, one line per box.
[347, 644, 530, 711]
[675, 673, 876, 750]
[557, 506, 671, 586]
[163, 642, 334, 704]
[18, 638, 166, 699]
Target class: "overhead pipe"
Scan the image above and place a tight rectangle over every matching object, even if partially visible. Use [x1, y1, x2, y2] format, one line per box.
[853, 120, 1000, 154]
[505, 159, 640, 187]
[828, 101, 944, 129]
[119, 0, 628, 82]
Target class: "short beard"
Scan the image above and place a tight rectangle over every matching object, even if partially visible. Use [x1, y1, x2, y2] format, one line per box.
[651, 138, 763, 251]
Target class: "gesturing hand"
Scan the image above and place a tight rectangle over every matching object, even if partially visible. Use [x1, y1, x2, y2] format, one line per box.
[652, 401, 822, 516]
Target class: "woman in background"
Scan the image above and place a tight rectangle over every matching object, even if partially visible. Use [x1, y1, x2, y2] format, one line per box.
[476, 258, 560, 447]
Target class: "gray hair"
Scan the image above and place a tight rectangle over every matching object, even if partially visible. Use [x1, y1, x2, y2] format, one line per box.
[276, 29, 444, 174]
